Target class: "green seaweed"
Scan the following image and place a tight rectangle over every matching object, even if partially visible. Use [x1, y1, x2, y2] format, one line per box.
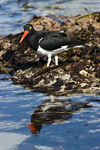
[76, 12, 100, 22]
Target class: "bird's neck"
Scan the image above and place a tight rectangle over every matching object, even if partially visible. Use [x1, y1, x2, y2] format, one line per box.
[25, 31, 39, 51]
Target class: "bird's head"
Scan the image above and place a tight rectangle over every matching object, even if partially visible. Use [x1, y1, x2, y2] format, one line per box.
[20, 24, 34, 43]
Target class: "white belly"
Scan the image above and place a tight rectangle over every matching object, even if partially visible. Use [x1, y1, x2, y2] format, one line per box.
[37, 45, 68, 56]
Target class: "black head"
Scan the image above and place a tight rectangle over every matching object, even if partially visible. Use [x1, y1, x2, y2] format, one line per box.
[23, 24, 34, 33]
[20, 24, 35, 43]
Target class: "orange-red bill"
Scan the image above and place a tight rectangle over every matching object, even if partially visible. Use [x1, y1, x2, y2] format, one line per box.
[20, 31, 29, 43]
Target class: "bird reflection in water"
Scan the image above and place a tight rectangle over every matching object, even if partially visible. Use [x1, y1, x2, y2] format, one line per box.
[26, 123, 41, 135]
[27, 98, 90, 135]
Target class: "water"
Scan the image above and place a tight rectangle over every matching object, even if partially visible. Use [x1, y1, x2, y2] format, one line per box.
[0, 0, 100, 35]
[0, 0, 100, 149]
[0, 74, 100, 150]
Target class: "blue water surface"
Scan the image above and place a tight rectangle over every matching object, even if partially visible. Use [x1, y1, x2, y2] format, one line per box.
[0, 74, 100, 150]
[0, 0, 100, 35]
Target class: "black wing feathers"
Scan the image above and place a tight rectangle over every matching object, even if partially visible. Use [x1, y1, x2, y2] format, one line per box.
[39, 33, 85, 51]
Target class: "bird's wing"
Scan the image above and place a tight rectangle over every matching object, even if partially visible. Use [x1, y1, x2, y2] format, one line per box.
[38, 30, 67, 38]
[39, 34, 70, 51]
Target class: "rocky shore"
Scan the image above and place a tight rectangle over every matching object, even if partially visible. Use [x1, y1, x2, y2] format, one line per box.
[0, 12, 100, 96]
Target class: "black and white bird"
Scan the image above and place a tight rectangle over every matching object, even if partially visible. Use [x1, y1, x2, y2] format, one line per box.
[20, 24, 86, 67]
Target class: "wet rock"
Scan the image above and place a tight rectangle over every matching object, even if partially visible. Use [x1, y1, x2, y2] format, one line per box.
[80, 83, 88, 88]
[79, 70, 88, 77]
[0, 13, 100, 96]
[30, 16, 60, 31]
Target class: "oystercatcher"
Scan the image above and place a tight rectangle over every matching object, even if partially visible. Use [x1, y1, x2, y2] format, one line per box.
[20, 24, 86, 67]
